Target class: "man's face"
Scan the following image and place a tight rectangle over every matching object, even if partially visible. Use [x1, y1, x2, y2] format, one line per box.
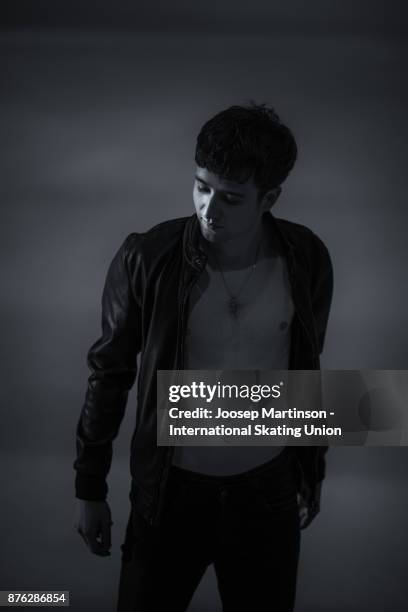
[193, 166, 266, 244]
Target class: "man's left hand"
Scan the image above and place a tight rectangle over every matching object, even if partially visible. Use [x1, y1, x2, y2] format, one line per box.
[297, 481, 322, 530]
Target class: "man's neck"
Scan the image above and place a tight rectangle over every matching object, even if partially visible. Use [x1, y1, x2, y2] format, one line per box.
[207, 220, 272, 271]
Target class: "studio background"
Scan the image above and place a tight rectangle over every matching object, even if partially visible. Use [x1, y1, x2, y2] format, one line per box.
[1, 2, 407, 610]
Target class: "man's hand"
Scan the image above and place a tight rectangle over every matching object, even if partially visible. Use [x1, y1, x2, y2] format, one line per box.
[297, 481, 322, 530]
[74, 499, 113, 556]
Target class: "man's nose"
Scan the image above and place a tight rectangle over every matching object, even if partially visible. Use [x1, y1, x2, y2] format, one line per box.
[203, 193, 221, 221]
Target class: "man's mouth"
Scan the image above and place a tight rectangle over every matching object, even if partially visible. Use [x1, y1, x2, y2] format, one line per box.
[201, 217, 223, 229]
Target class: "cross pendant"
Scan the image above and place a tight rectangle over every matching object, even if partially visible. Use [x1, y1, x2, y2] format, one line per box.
[228, 297, 240, 319]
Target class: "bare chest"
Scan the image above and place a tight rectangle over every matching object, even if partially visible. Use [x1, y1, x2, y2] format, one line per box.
[185, 255, 294, 369]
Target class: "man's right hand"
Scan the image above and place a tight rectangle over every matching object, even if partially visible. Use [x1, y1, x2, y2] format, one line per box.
[74, 499, 113, 556]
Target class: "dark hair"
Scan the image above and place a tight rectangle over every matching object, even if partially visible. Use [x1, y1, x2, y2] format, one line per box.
[195, 103, 297, 197]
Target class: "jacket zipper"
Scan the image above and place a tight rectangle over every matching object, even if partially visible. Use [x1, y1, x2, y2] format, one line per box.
[149, 268, 201, 525]
[287, 257, 320, 490]
[287, 256, 317, 366]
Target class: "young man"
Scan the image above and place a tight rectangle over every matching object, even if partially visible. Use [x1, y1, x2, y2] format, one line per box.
[74, 104, 333, 611]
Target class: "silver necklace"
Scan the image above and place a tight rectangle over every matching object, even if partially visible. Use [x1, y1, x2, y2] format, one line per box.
[212, 243, 261, 319]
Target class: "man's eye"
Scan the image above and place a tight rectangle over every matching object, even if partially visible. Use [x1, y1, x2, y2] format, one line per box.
[196, 184, 209, 193]
[224, 195, 241, 204]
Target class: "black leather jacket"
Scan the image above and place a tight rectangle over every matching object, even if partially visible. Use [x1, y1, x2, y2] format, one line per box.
[74, 211, 333, 526]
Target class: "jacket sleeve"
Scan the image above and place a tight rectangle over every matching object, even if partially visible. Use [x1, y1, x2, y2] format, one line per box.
[311, 232, 334, 484]
[310, 232, 334, 356]
[73, 234, 142, 500]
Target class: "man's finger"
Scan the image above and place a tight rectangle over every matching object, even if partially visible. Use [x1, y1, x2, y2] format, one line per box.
[100, 521, 112, 552]
[77, 527, 91, 550]
[300, 506, 319, 530]
[299, 506, 308, 529]
[85, 527, 111, 556]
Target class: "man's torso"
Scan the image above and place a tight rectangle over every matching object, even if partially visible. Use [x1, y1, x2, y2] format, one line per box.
[172, 246, 294, 475]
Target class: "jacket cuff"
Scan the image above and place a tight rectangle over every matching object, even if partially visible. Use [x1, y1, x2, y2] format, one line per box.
[75, 473, 108, 501]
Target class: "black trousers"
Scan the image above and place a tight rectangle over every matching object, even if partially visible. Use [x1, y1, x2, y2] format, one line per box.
[117, 447, 301, 612]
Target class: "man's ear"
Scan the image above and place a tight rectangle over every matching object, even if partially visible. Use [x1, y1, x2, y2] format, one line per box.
[259, 187, 282, 212]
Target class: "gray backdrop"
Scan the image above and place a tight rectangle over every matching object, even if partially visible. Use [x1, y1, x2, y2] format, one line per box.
[1, 2, 408, 610]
